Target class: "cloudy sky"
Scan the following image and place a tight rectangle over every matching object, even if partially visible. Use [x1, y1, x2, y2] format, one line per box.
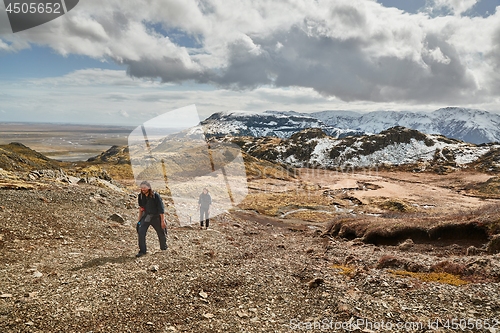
[0, 0, 499, 126]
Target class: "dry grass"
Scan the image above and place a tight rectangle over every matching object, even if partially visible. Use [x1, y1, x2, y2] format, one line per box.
[98, 164, 134, 180]
[243, 153, 295, 180]
[238, 192, 332, 216]
[285, 210, 334, 223]
[465, 177, 500, 199]
[330, 264, 356, 275]
[389, 270, 468, 286]
[378, 199, 416, 212]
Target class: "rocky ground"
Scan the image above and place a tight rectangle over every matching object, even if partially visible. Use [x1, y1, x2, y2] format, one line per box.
[1, 171, 500, 333]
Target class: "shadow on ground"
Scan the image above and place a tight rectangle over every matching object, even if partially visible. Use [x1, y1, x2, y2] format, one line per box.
[70, 256, 135, 271]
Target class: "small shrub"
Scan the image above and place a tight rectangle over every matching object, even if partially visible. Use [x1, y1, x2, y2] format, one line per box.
[376, 255, 406, 269]
[431, 261, 467, 276]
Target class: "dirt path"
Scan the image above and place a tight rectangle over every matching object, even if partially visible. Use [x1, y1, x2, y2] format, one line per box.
[297, 169, 498, 214]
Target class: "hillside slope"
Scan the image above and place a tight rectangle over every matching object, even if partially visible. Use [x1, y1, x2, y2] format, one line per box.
[0, 142, 62, 171]
[1, 168, 500, 332]
[224, 126, 500, 171]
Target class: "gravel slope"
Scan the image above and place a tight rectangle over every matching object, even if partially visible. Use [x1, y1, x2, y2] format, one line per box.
[1, 180, 500, 333]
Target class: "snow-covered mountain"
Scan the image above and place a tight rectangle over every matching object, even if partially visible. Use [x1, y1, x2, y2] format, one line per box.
[309, 107, 500, 144]
[201, 111, 363, 139]
[201, 107, 500, 144]
[222, 126, 500, 171]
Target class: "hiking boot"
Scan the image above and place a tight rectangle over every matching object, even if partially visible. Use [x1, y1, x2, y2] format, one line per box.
[135, 252, 146, 258]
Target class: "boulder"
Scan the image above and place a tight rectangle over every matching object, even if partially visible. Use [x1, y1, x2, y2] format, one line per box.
[108, 213, 125, 224]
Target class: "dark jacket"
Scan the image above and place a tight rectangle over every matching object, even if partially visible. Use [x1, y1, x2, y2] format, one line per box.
[198, 193, 212, 209]
[138, 192, 165, 216]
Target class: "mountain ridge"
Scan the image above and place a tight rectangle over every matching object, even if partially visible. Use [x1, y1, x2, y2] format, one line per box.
[203, 107, 500, 144]
[306, 107, 500, 144]
[221, 126, 500, 173]
[2, 124, 499, 178]
[201, 111, 364, 139]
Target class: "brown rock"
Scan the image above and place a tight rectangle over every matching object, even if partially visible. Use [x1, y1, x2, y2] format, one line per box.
[108, 213, 125, 224]
[307, 277, 324, 288]
[487, 235, 500, 254]
[466, 246, 480, 256]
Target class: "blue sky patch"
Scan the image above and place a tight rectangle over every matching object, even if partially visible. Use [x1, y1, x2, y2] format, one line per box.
[463, 0, 498, 18]
[0, 44, 123, 80]
[377, 0, 427, 13]
[143, 22, 203, 49]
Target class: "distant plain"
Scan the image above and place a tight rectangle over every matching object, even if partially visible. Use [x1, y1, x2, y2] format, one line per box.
[0, 123, 133, 161]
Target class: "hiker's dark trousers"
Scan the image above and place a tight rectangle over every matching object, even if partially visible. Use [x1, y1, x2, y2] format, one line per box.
[138, 217, 167, 254]
[200, 207, 209, 228]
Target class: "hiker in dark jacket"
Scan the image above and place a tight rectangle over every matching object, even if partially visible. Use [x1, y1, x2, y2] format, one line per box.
[198, 188, 212, 229]
[136, 181, 167, 257]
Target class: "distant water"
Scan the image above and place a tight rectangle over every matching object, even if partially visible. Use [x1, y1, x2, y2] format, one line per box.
[0, 123, 133, 162]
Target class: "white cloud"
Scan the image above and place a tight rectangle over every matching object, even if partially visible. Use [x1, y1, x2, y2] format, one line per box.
[426, 47, 451, 64]
[0, 40, 9, 51]
[1, 67, 499, 126]
[0, 0, 499, 109]
[27, 68, 164, 87]
[119, 109, 130, 118]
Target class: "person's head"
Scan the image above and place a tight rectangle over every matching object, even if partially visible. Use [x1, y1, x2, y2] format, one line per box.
[202, 188, 208, 194]
[140, 181, 153, 197]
